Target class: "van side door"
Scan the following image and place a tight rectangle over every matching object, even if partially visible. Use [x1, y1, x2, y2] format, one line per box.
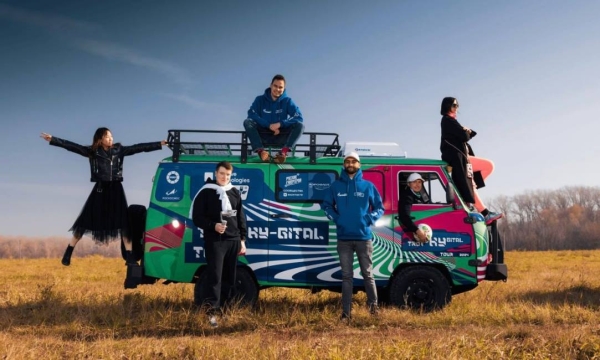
[391, 166, 477, 281]
[266, 166, 338, 286]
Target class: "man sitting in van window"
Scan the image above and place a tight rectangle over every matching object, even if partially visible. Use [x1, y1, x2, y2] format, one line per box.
[243, 74, 304, 164]
[398, 173, 431, 243]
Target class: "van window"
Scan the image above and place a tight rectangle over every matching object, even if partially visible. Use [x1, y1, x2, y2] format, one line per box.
[362, 170, 386, 204]
[398, 172, 448, 204]
[275, 170, 338, 203]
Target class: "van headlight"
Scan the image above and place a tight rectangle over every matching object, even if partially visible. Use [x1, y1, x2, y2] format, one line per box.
[374, 218, 388, 227]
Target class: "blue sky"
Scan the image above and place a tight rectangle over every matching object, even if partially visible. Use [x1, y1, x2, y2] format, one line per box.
[1, 1, 599, 237]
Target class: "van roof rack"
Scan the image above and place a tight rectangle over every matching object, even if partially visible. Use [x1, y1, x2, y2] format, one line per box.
[167, 129, 341, 164]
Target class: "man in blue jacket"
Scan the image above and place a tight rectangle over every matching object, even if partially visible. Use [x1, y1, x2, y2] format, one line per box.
[321, 152, 385, 320]
[243, 74, 304, 164]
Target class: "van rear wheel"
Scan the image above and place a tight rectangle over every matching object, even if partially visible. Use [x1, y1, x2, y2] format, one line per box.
[389, 266, 451, 312]
[194, 266, 259, 309]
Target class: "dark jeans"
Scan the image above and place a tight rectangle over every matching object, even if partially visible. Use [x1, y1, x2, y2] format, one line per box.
[243, 119, 304, 152]
[337, 240, 378, 316]
[204, 240, 241, 312]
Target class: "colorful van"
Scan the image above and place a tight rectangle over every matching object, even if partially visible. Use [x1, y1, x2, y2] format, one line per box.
[125, 129, 507, 312]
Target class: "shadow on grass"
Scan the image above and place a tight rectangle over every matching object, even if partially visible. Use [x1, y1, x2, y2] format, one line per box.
[0, 288, 344, 340]
[1, 295, 256, 339]
[515, 284, 600, 308]
[1, 291, 193, 327]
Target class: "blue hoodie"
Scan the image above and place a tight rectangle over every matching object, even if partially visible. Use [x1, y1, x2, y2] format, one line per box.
[247, 88, 303, 129]
[321, 168, 384, 241]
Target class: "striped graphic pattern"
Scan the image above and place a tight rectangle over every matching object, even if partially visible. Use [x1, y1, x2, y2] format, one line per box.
[242, 199, 468, 287]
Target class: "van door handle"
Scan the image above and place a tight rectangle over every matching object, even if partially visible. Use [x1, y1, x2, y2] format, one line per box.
[270, 213, 291, 218]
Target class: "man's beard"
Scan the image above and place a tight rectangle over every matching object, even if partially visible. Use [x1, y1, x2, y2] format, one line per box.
[345, 166, 358, 175]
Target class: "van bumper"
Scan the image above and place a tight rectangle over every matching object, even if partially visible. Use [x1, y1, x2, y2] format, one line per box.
[485, 263, 508, 281]
[124, 264, 159, 289]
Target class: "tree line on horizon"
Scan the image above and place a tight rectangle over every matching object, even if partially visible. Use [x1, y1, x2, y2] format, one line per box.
[489, 186, 600, 251]
[0, 236, 121, 259]
[1, 186, 598, 258]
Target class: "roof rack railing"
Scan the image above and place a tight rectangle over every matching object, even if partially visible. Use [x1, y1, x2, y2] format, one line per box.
[166, 129, 341, 164]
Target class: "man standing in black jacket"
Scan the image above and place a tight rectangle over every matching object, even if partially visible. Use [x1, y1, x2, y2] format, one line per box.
[192, 161, 247, 328]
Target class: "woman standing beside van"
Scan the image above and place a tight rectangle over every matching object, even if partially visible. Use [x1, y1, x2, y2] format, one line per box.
[439, 97, 502, 225]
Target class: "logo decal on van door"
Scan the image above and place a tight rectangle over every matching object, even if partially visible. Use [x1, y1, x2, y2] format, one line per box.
[247, 221, 329, 245]
[234, 185, 249, 200]
[285, 174, 302, 187]
[155, 165, 183, 202]
[402, 229, 471, 257]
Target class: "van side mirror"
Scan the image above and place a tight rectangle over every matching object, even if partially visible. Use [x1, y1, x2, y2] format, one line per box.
[464, 213, 485, 224]
[446, 184, 455, 204]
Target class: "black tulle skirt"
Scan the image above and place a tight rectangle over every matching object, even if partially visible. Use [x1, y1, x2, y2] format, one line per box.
[70, 181, 129, 244]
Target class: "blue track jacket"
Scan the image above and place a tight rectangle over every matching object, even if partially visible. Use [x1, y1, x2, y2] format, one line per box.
[247, 88, 303, 129]
[321, 168, 384, 241]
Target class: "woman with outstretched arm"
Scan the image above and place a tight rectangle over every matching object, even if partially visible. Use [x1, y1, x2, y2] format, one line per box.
[40, 127, 166, 266]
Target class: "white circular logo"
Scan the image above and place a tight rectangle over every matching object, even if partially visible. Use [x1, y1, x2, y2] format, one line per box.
[418, 223, 433, 241]
[166, 171, 180, 184]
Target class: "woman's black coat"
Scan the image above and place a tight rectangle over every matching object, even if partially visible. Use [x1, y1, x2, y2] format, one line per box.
[439, 115, 477, 204]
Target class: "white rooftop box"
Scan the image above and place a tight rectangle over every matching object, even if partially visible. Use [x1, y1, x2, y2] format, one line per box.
[341, 142, 407, 157]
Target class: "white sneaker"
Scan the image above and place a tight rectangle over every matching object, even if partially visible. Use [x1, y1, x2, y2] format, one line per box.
[208, 315, 218, 328]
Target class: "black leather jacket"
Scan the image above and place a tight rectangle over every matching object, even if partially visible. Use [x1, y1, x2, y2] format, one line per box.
[50, 136, 162, 182]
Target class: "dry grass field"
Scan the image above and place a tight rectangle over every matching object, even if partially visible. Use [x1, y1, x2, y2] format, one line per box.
[1, 251, 599, 359]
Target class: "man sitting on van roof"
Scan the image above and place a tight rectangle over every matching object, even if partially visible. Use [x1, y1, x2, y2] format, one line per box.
[243, 74, 304, 164]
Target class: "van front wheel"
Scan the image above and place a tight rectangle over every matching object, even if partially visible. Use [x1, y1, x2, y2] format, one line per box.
[389, 266, 451, 312]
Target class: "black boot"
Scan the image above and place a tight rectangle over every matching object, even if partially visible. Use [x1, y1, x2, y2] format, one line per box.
[125, 250, 137, 265]
[61, 245, 74, 266]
